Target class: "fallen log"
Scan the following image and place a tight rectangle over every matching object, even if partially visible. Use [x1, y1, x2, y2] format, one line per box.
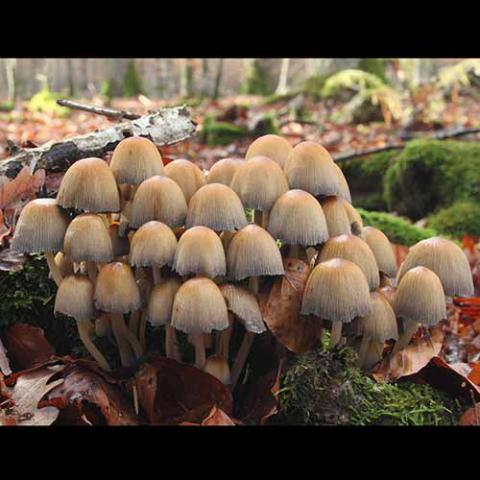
[0, 106, 196, 178]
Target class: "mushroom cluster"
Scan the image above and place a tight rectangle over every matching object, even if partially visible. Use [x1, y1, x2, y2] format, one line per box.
[11, 132, 474, 380]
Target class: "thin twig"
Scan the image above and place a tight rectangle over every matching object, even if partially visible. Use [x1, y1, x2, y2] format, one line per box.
[56, 99, 141, 120]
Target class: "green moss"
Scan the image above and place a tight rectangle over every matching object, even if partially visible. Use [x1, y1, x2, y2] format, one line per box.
[262, 91, 300, 105]
[357, 58, 388, 84]
[200, 115, 249, 146]
[358, 209, 438, 246]
[241, 60, 273, 96]
[275, 344, 462, 426]
[301, 74, 330, 99]
[123, 60, 144, 97]
[27, 86, 70, 117]
[428, 201, 480, 238]
[321, 69, 385, 100]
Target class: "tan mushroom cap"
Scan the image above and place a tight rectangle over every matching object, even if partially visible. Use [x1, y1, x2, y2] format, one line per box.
[317, 234, 380, 290]
[108, 223, 130, 258]
[146, 277, 182, 326]
[396, 236, 474, 297]
[320, 196, 352, 237]
[64, 214, 113, 262]
[219, 284, 266, 333]
[393, 266, 446, 326]
[301, 258, 372, 322]
[54, 275, 95, 321]
[173, 226, 226, 278]
[164, 159, 206, 203]
[342, 200, 363, 235]
[204, 355, 231, 385]
[57, 157, 120, 213]
[130, 176, 187, 229]
[230, 155, 289, 211]
[207, 158, 244, 185]
[186, 183, 248, 231]
[284, 141, 340, 197]
[55, 252, 74, 277]
[362, 226, 397, 278]
[352, 291, 398, 342]
[268, 189, 329, 246]
[110, 136, 164, 185]
[227, 224, 285, 280]
[12, 198, 69, 253]
[171, 277, 229, 334]
[332, 162, 352, 203]
[245, 134, 293, 169]
[129, 221, 177, 267]
[94, 262, 142, 313]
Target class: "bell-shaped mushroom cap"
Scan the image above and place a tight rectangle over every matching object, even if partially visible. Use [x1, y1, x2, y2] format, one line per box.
[129, 221, 177, 267]
[301, 258, 372, 322]
[164, 159, 206, 203]
[268, 189, 329, 246]
[362, 226, 397, 278]
[54, 275, 95, 321]
[353, 292, 399, 342]
[284, 141, 340, 197]
[207, 158, 244, 185]
[94, 262, 142, 313]
[57, 158, 120, 213]
[393, 266, 446, 326]
[171, 277, 229, 334]
[320, 196, 352, 237]
[64, 214, 113, 262]
[110, 136, 164, 185]
[186, 183, 248, 231]
[173, 226, 226, 278]
[146, 277, 182, 326]
[317, 234, 380, 290]
[204, 355, 231, 385]
[396, 236, 474, 297]
[220, 230, 236, 252]
[227, 224, 285, 280]
[219, 284, 266, 333]
[12, 198, 69, 253]
[55, 252, 74, 277]
[108, 223, 130, 258]
[332, 162, 352, 203]
[230, 156, 289, 211]
[245, 134, 293, 169]
[130, 176, 187, 229]
[342, 200, 363, 235]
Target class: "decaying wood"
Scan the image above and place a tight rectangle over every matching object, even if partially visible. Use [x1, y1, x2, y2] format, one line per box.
[0, 106, 196, 178]
[56, 99, 141, 120]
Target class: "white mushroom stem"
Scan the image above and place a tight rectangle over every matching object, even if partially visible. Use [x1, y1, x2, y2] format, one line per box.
[231, 331, 254, 388]
[392, 321, 419, 355]
[45, 252, 63, 287]
[289, 244, 301, 258]
[330, 321, 343, 348]
[87, 261, 97, 284]
[357, 335, 371, 368]
[110, 313, 135, 366]
[192, 333, 206, 369]
[76, 319, 112, 372]
[152, 266, 162, 285]
[216, 313, 234, 359]
[95, 314, 111, 337]
[111, 313, 143, 360]
[166, 325, 181, 361]
[129, 310, 140, 335]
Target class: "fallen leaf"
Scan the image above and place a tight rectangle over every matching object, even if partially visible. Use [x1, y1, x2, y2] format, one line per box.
[201, 405, 236, 425]
[391, 243, 409, 268]
[0, 248, 25, 272]
[0, 338, 12, 376]
[460, 404, 480, 426]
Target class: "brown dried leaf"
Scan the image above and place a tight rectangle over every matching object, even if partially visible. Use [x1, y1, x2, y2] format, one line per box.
[460, 404, 480, 426]
[0, 338, 12, 376]
[179, 405, 237, 426]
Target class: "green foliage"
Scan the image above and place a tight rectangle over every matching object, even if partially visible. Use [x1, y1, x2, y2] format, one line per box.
[321, 69, 385, 100]
[262, 91, 300, 105]
[251, 112, 280, 136]
[100, 79, 113, 99]
[301, 74, 330, 99]
[27, 86, 70, 117]
[384, 139, 480, 220]
[241, 61, 272, 96]
[437, 59, 480, 92]
[200, 115, 249, 146]
[275, 344, 462, 426]
[357, 58, 388, 84]
[358, 208, 438, 246]
[428, 201, 480, 238]
[123, 60, 144, 97]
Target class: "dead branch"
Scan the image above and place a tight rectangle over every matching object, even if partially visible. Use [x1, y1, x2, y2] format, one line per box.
[56, 99, 141, 120]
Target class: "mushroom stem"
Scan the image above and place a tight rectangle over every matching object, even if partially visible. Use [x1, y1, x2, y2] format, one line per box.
[129, 310, 140, 335]
[76, 319, 112, 372]
[216, 317, 233, 359]
[166, 324, 181, 361]
[139, 310, 147, 352]
[152, 266, 162, 285]
[357, 335, 371, 368]
[231, 331, 254, 389]
[192, 333, 206, 369]
[110, 313, 135, 366]
[254, 209, 262, 226]
[329, 321, 343, 348]
[87, 261, 97, 284]
[249, 276, 259, 295]
[95, 314, 111, 337]
[45, 252, 63, 287]
[392, 321, 419, 355]
[379, 272, 391, 288]
[111, 313, 143, 359]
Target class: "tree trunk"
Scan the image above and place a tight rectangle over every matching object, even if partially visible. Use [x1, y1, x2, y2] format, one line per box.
[212, 59, 224, 100]
[275, 58, 290, 95]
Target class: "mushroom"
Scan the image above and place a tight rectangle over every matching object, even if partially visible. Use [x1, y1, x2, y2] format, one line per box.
[94, 262, 143, 366]
[171, 277, 229, 369]
[317, 234, 380, 291]
[56, 157, 120, 213]
[204, 355, 232, 385]
[230, 155, 289, 227]
[11, 198, 70, 287]
[267, 189, 329, 258]
[392, 266, 446, 354]
[284, 141, 340, 197]
[54, 275, 111, 371]
[396, 236, 474, 297]
[130, 176, 188, 229]
[63, 213, 114, 283]
[362, 226, 397, 279]
[207, 158, 244, 185]
[54, 252, 74, 278]
[301, 258, 372, 347]
[164, 159, 206, 203]
[108, 223, 130, 259]
[245, 134, 293, 169]
[332, 162, 352, 203]
[319, 196, 352, 237]
[173, 226, 226, 279]
[186, 183, 248, 232]
[352, 291, 398, 369]
[342, 200, 363, 236]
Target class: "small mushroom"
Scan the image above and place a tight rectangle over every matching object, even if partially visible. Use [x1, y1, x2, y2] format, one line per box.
[54, 251, 74, 278]
[332, 162, 352, 203]
[362, 226, 397, 279]
[204, 355, 232, 385]
[207, 158, 244, 185]
[245, 134, 293, 169]
[319, 196, 352, 237]
[342, 200, 363, 236]
[164, 159, 206, 203]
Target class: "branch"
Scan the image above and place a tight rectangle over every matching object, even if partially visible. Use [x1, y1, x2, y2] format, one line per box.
[0, 106, 196, 178]
[56, 99, 141, 120]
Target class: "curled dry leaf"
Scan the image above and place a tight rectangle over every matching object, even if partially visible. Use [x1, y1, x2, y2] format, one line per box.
[261, 257, 322, 354]
[180, 405, 237, 426]
[0, 337, 12, 376]
[0, 166, 45, 211]
[4, 324, 54, 369]
[391, 242, 409, 268]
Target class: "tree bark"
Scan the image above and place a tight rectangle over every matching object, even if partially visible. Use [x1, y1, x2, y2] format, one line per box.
[275, 58, 290, 95]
